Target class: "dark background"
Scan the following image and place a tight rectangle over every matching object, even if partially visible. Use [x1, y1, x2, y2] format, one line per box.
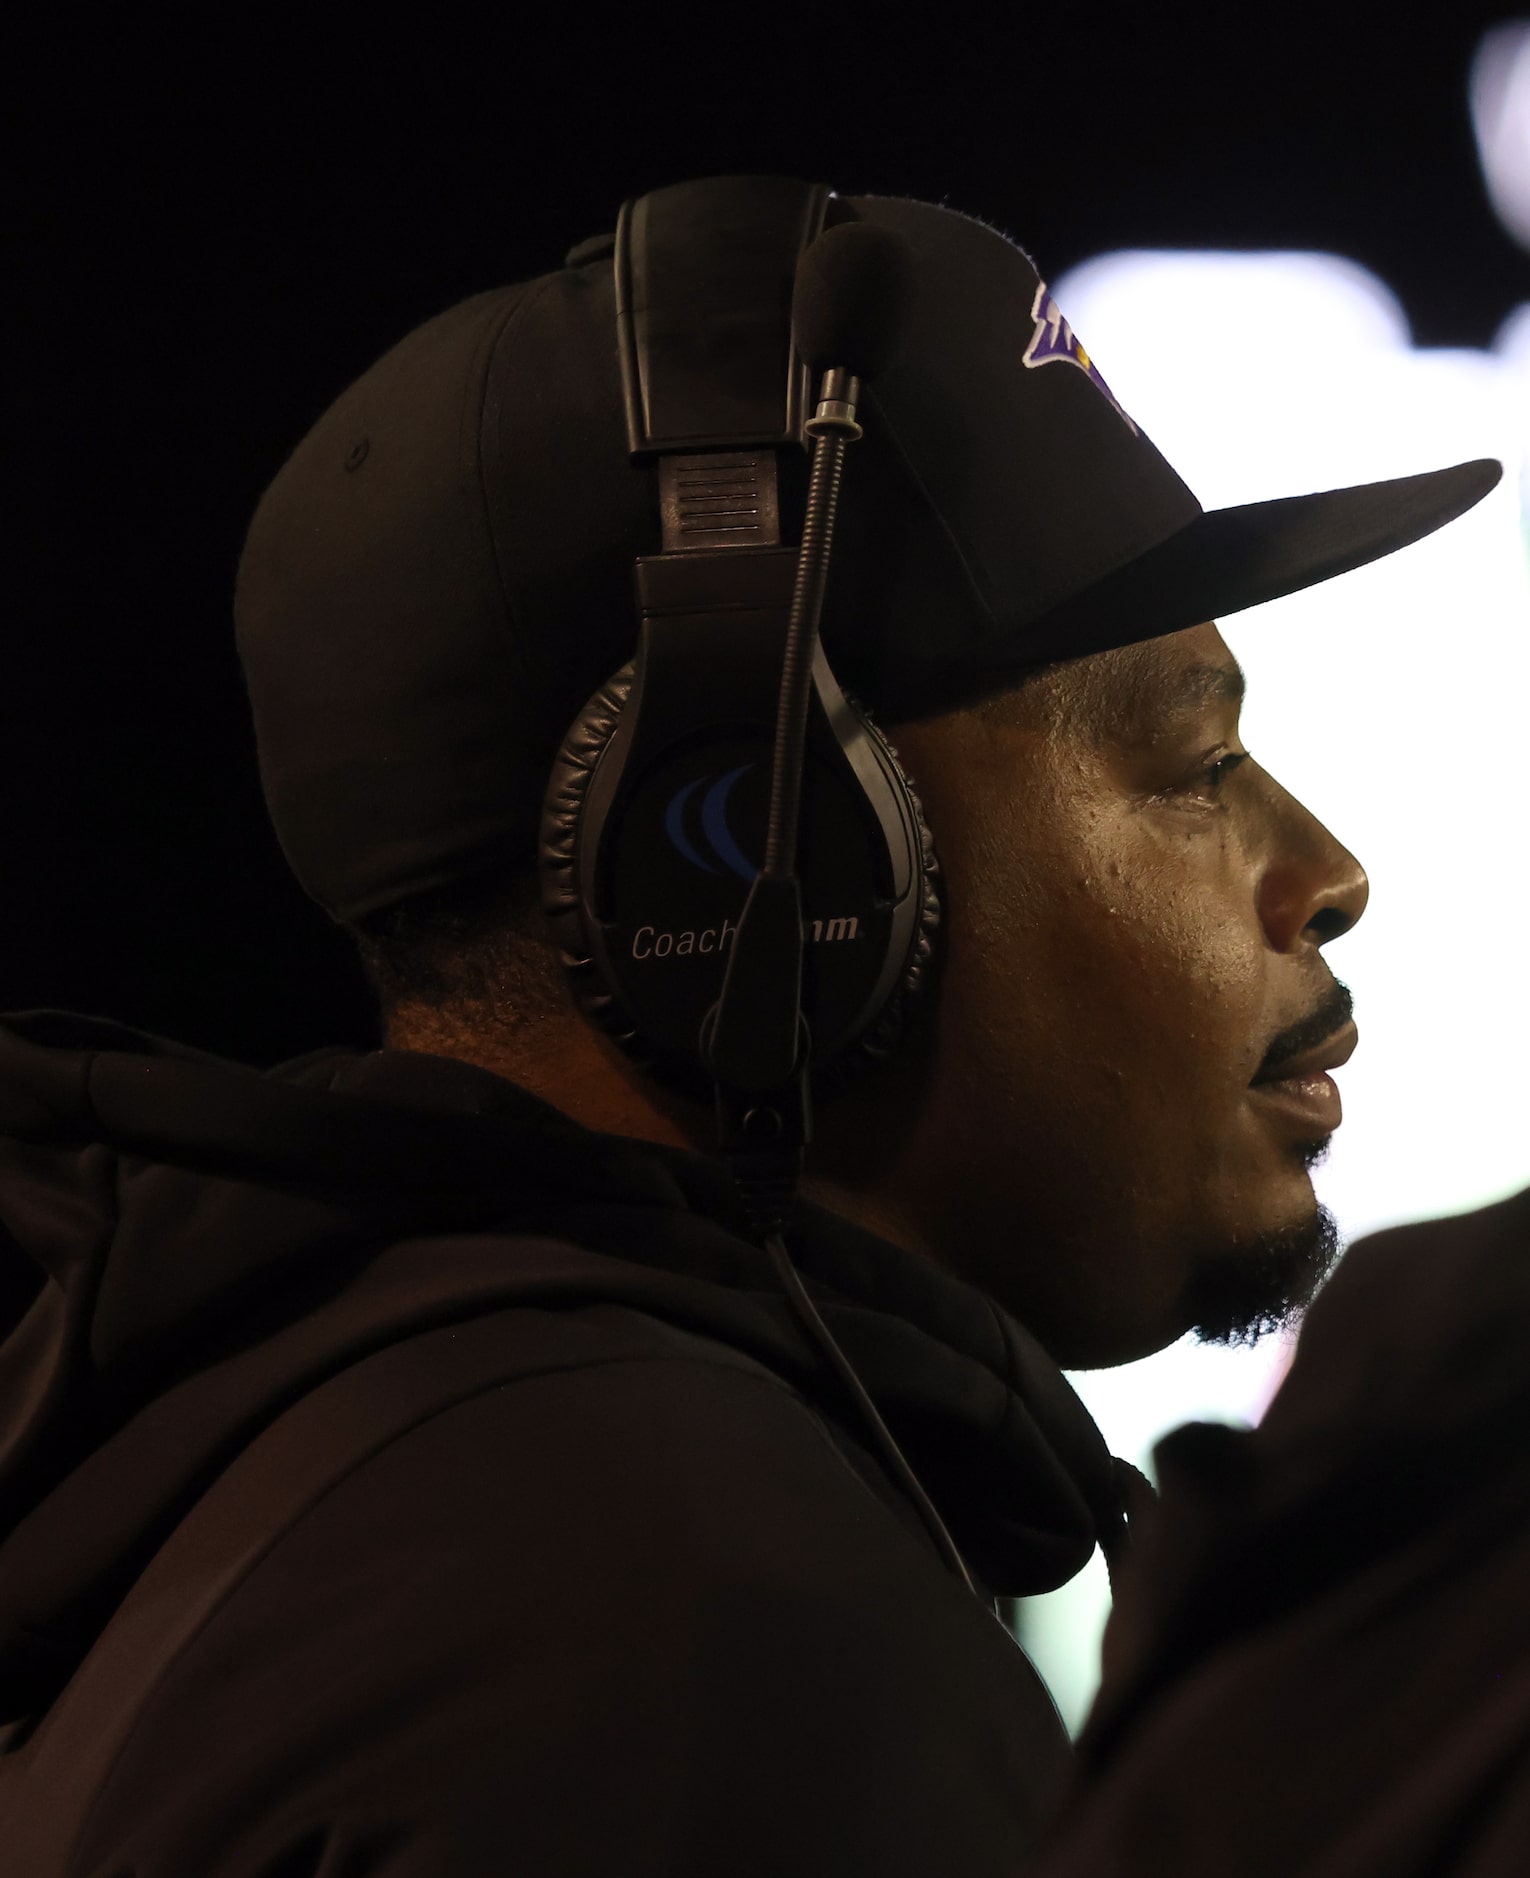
[9, 6, 1528, 1066]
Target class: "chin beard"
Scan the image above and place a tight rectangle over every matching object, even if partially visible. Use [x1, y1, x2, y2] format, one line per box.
[1184, 1143, 1342, 1348]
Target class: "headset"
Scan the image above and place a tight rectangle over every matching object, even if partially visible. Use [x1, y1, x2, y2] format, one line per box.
[538, 176, 980, 1600]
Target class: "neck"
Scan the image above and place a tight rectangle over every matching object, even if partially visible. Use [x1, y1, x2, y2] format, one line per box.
[384, 1002, 710, 1155]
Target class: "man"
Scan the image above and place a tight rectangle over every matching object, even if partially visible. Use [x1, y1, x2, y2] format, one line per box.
[0, 177, 1498, 1874]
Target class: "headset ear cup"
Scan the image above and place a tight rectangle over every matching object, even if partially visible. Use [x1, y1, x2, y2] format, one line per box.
[539, 669, 943, 1106]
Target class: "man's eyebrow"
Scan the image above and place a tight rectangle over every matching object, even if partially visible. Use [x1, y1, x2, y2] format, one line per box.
[1081, 656, 1247, 747]
[1159, 660, 1247, 718]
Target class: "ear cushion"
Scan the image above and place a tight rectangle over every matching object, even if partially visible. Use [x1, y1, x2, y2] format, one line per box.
[539, 662, 943, 1106]
[538, 661, 644, 1058]
[827, 690, 943, 1091]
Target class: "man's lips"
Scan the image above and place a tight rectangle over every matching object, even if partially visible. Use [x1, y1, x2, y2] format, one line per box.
[1248, 1020, 1360, 1134]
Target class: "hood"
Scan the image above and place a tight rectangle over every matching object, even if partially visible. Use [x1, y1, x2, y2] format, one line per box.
[0, 1009, 1126, 1723]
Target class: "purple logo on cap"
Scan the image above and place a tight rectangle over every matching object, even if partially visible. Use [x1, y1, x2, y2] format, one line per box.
[1022, 284, 1138, 435]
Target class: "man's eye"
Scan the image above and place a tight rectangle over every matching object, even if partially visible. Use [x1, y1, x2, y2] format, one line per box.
[1142, 748, 1252, 810]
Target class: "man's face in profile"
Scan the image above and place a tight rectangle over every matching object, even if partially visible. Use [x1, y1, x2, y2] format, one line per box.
[802, 620, 1368, 1369]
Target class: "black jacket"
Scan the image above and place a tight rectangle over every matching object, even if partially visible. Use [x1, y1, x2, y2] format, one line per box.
[0, 1011, 1130, 1876]
[1038, 1184, 1530, 1877]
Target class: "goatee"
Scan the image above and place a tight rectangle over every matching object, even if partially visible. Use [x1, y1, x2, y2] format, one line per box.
[1185, 1168, 1342, 1349]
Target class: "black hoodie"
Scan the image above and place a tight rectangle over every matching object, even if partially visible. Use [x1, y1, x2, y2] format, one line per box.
[0, 1010, 1129, 1877]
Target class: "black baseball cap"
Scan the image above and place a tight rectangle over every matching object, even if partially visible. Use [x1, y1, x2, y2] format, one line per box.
[234, 182, 1501, 925]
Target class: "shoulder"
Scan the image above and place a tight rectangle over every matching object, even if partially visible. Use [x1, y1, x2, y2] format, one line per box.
[73, 1310, 1069, 1874]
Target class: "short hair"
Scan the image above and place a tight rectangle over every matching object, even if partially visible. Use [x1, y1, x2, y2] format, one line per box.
[347, 864, 570, 1039]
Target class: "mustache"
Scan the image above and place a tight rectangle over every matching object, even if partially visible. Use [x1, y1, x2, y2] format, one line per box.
[1256, 977, 1355, 1081]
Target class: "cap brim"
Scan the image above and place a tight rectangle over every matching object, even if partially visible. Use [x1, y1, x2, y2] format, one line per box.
[910, 457, 1502, 709]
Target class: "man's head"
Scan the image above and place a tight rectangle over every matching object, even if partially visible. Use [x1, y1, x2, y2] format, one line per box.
[235, 177, 1492, 1371]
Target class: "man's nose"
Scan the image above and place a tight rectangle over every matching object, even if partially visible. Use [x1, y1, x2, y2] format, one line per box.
[1256, 782, 1370, 951]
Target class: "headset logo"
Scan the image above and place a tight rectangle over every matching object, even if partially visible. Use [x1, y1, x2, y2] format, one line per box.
[631, 912, 860, 960]
[663, 765, 758, 882]
[645, 765, 859, 960]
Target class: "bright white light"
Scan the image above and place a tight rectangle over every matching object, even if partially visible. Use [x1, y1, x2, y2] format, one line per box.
[1472, 20, 1530, 250]
[1496, 300, 1530, 523]
[1018, 249, 1530, 1735]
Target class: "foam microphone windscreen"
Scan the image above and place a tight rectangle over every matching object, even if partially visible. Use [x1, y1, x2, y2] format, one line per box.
[792, 222, 917, 380]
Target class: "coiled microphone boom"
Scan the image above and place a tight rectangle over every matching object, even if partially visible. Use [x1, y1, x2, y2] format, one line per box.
[702, 223, 917, 1141]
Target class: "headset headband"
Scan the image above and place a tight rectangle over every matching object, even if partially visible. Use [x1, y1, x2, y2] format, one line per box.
[615, 176, 831, 458]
